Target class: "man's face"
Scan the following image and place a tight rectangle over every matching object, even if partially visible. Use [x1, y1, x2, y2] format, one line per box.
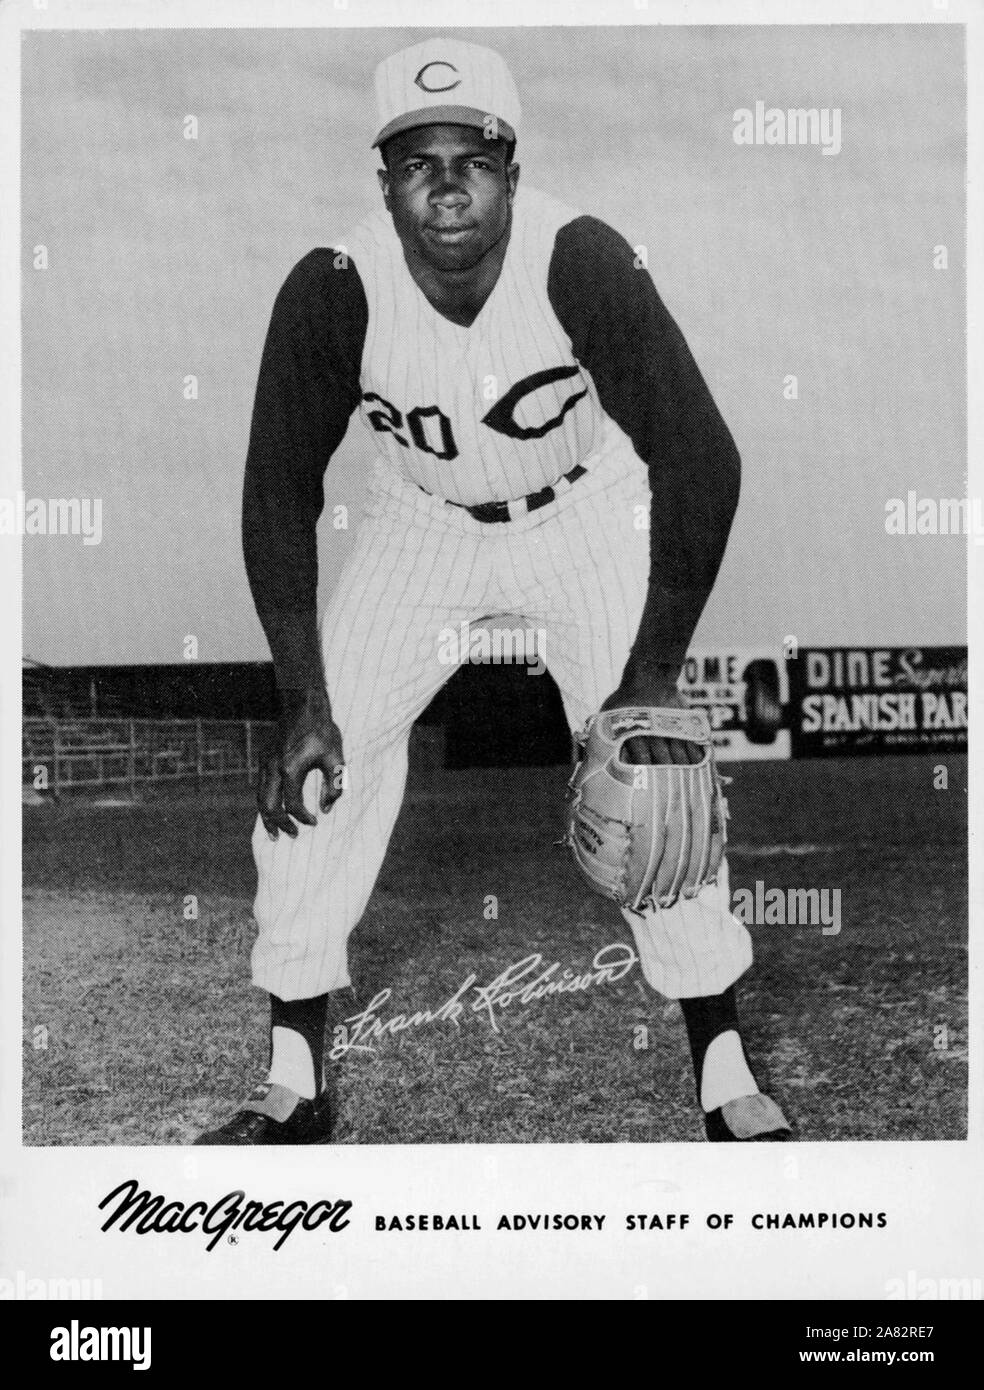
[378, 124, 519, 273]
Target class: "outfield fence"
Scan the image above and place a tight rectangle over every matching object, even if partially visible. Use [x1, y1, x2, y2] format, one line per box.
[22, 718, 275, 796]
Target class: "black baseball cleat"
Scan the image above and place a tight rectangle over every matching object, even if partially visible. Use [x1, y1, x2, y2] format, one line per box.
[194, 1082, 332, 1145]
[705, 1093, 792, 1142]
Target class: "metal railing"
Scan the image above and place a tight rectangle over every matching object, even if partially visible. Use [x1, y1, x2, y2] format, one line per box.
[22, 718, 274, 796]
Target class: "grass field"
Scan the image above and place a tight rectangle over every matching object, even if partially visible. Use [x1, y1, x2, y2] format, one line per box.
[22, 754, 967, 1145]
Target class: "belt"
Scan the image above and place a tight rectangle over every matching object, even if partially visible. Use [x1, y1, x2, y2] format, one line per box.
[430, 463, 588, 524]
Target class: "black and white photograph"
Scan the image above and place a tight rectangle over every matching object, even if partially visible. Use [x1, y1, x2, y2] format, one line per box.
[1, 0, 980, 1311]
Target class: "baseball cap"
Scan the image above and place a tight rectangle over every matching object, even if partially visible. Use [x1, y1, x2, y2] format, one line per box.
[372, 38, 521, 149]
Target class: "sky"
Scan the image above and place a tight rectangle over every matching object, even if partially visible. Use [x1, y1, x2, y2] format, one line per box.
[18, 23, 967, 667]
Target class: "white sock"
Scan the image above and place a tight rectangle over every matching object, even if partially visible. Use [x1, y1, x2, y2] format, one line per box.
[266, 1026, 317, 1100]
[700, 1030, 759, 1112]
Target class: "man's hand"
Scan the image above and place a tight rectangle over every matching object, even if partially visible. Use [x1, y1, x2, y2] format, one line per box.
[599, 678, 701, 766]
[258, 687, 345, 839]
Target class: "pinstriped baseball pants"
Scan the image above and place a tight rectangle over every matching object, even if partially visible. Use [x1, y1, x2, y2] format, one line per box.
[250, 423, 753, 1001]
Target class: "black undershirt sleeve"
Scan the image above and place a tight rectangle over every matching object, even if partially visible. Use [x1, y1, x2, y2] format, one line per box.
[242, 250, 367, 690]
[547, 215, 741, 686]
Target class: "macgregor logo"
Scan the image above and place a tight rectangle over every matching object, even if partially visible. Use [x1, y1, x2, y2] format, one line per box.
[98, 1178, 352, 1253]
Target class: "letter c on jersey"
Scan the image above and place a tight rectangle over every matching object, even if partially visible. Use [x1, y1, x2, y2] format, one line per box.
[481, 366, 588, 440]
[362, 366, 588, 462]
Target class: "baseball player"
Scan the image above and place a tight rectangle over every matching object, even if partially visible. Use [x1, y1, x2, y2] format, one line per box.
[197, 39, 791, 1145]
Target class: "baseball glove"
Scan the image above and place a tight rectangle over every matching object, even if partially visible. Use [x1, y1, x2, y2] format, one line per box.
[563, 706, 729, 912]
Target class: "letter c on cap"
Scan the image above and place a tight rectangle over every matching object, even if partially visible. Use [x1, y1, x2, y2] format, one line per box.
[415, 62, 461, 93]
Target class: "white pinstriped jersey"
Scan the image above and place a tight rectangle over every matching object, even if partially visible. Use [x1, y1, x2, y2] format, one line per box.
[343, 187, 607, 507]
[245, 176, 741, 691]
